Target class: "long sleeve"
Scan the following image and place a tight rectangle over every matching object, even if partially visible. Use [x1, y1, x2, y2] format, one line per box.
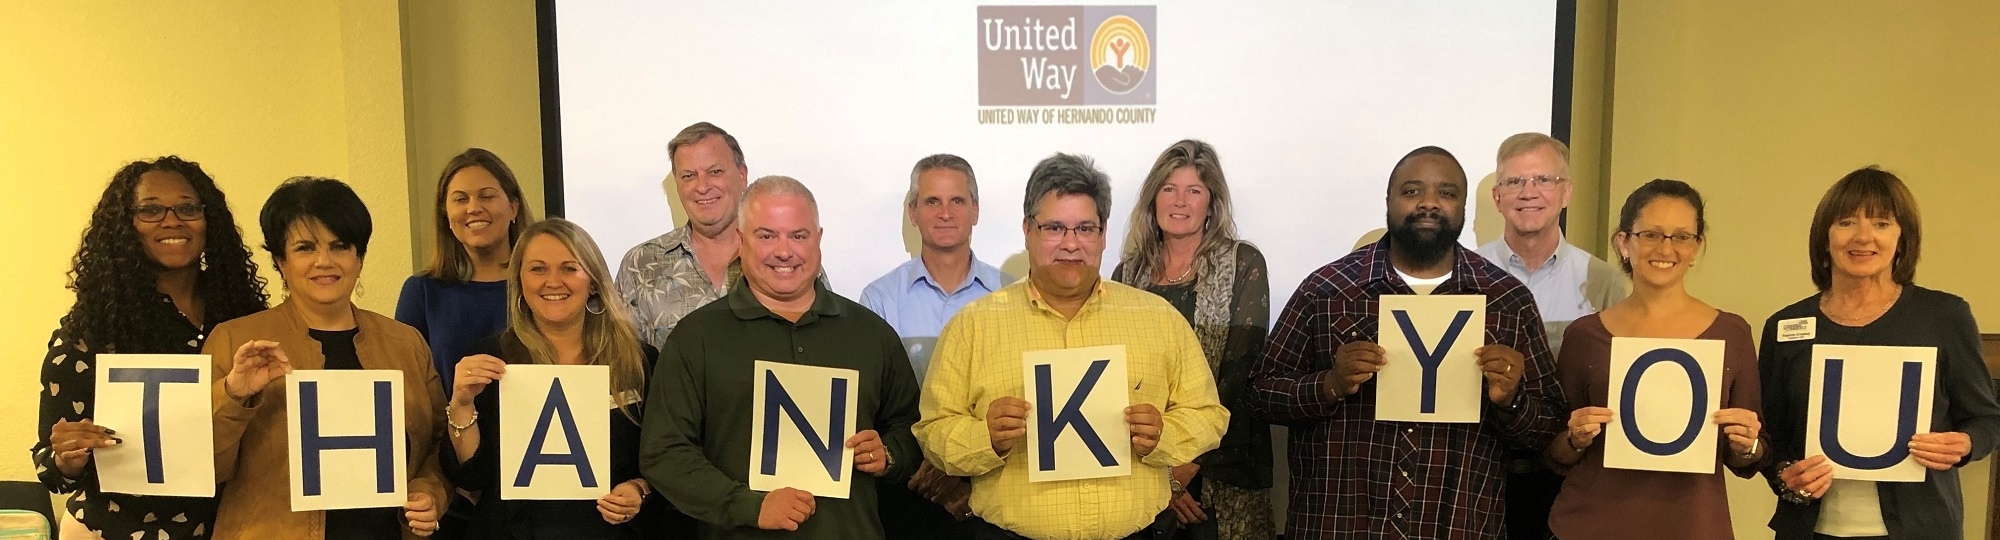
[1757, 312, 1799, 493]
[1141, 322, 1230, 469]
[404, 340, 454, 526]
[1483, 288, 1564, 452]
[395, 276, 430, 339]
[1248, 281, 1347, 423]
[1220, 245, 1272, 423]
[34, 329, 95, 493]
[1938, 297, 2000, 464]
[439, 385, 502, 490]
[876, 330, 923, 483]
[912, 313, 1007, 477]
[640, 333, 763, 528]
[205, 322, 258, 483]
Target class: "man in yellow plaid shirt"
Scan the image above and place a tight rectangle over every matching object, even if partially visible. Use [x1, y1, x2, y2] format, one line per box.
[914, 153, 1230, 540]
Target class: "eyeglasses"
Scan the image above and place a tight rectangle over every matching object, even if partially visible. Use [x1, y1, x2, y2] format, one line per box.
[1629, 230, 1700, 247]
[1495, 175, 1567, 193]
[1030, 219, 1103, 241]
[134, 202, 206, 223]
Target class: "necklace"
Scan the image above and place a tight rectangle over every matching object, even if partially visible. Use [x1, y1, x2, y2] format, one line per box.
[1819, 286, 1901, 326]
[1163, 261, 1195, 284]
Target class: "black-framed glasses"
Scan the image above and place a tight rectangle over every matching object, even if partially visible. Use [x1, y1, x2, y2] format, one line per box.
[1030, 219, 1103, 241]
[134, 202, 205, 223]
[1630, 230, 1700, 247]
[1495, 175, 1567, 193]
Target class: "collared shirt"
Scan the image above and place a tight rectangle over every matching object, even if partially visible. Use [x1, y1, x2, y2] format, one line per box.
[858, 254, 1010, 379]
[616, 225, 744, 349]
[641, 278, 922, 540]
[914, 278, 1230, 540]
[1475, 234, 1620, 323]
[1248, 238, 1563, 540]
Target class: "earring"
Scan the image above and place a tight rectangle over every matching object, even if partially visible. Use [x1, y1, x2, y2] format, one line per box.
[586, 292, 606, 315]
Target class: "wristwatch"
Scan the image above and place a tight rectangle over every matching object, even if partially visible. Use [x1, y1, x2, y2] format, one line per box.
[1168, 478, 1185, 497]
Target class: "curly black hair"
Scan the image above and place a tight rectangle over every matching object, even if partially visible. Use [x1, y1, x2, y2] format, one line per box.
[58, 156, 269, 352]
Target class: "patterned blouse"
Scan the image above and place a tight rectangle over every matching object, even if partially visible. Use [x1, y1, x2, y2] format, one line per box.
[33, 295, 219, 540]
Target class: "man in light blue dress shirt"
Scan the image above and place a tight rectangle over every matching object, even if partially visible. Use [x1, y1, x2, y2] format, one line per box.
[1474, 132, 1627, 540]
[858, 153, 1010, 539]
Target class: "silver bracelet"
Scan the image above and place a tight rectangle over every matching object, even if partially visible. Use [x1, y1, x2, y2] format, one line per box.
[446, 403, 477, 438]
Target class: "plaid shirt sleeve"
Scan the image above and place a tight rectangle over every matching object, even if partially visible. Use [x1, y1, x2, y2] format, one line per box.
[1477, 278, 1565, 451]
[1249, 274, 1349, 423]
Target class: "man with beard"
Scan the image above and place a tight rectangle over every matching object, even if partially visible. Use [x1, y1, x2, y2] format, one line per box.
[1247, 146, 1563, 540]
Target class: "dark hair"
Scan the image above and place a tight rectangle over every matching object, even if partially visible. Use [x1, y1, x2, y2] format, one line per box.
[1614, 179, 1707, 273]
[1021, 153, 1112, 224]
[1808, 166, 1921, 291]
[60, 156, 269, 351]
[260, 177, 373, 266]
[667, 122, 746, 169]
[422, 148, 539, 283]
[1388, 146, 1464, 188]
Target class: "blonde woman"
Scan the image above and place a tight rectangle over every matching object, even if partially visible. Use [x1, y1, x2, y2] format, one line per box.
[1113, 139, 1275, 540]
[439, 219, 691, 538]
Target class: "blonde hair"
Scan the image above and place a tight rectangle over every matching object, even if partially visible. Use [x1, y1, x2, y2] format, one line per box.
[504, 218, 647, 422]
[1495, 132, 1570, 173]
[1120, 140, 1240, 280]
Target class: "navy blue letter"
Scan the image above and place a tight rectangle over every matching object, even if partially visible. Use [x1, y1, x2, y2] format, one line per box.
[105, 367, 200, 484]
[1391, 309, 1475, 413]
[1618, 348, 1709, 456]
[1819, 359, 1925, 470]
[298, 380, 397, 496]
[758, 371, 849, 481]
[1035, 359, 1118, 471]
[513, 378, 598, 488]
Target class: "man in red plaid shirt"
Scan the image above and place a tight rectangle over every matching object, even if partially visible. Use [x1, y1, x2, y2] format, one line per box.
[1249, 146, 1564, 539]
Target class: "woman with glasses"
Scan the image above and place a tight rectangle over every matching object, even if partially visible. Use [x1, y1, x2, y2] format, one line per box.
[1759, 167, 2000, 540]
[35, 156, 269, 539]
[440, 219, 680, 539]
[1112, 140, 1275, 540]
[205, 177, 450, 538]
[1544, 179, 1768, 539]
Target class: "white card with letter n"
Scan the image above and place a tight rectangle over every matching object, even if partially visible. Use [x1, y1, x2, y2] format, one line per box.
[286, 369, 408, 511]
[1022, 344, 1131, 482]
[93, 354, 216, 497]
[1376, 294, 1485, 423]
[500, 364, 611, 500]
[1807, 345, 1937, 482]
[1603, 338, 1724, 474]
[748, 361, 860, 498]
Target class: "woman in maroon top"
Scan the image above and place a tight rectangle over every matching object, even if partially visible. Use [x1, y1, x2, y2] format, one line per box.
[1544, 179, 1772, 539]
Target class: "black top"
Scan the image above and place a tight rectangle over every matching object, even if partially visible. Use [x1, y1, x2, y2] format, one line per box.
[308, 328, 404, 540]
[1759, 286, 2000, 540]
[34, 294, 220, 539]
[440, 333, 681, 540]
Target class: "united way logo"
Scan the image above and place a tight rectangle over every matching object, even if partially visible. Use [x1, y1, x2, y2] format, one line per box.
[977, 6, 1157, 108]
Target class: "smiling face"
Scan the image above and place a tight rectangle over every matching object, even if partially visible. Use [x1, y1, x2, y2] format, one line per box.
[132, 170, 208, 271]
[1152, 167, 1211, 241]
[1492, 144, 1572, 236]
[518, 232, 594, 329]
[1385, 153, 1467, 267]
[277, 218, 362, 310]
[909, 167, 979, 251]
[1827, 208, 1901, 283]
[673, 135, 749, 236]
[1023, 192, 1106, 300]
[1615, 196, 1701, 290]
[443, 165, 519, 254]
[738, 192, 822, 307]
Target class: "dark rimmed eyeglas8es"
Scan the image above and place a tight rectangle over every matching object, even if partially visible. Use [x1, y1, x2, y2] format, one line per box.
[134, 202, 206, 223]
[1031, 220, 1104, 241]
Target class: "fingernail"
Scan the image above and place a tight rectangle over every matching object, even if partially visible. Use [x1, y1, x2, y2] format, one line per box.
[103, 429, 117, 435]
[110, 438, 123, 444]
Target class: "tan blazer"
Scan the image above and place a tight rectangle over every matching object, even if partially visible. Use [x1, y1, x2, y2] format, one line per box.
[202, 300, 449, 540]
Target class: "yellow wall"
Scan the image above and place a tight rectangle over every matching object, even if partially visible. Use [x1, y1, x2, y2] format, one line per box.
[0, 0, 416, 481]
[1602, 1, 2000, 538]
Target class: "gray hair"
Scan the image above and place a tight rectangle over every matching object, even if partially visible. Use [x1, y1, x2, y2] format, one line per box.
[737, 175, 819, 231]
[903, 154, 980, 209]
[1021, 153, 1112, 224]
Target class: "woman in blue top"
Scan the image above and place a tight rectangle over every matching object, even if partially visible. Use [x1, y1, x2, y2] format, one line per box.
[397, 148, 537, 394]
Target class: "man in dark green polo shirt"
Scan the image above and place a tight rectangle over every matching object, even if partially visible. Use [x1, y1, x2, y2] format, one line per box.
[641, 175, 923, 539]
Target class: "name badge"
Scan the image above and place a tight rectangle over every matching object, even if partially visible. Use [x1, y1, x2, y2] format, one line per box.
[1777, 317, 1816, 342]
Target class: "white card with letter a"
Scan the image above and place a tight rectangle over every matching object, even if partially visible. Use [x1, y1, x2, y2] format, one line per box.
[500, 364, 611, 500]
[1376, 295, 1485, 423]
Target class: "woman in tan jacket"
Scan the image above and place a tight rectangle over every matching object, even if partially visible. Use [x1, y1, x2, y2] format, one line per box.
[204, 177, 449, 539]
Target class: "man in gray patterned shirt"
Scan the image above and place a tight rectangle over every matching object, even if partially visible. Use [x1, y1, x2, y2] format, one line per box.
[616, 122, 753, 347]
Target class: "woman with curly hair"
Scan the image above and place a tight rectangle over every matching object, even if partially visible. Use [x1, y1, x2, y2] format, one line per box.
[34, 156, 270, 539]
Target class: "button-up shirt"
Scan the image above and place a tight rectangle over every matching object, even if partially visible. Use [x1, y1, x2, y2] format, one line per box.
[616, 226, 743, 349]
[640, 278, 922, 540]
[858, 254, 1010, 379]
[914, 278, 1229, 540]
[1249, 238, 1563, 540]
[1475, 234, 1622, 323]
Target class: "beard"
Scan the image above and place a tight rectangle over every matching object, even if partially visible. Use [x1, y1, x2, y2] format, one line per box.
[1387, 211, 1463, 268]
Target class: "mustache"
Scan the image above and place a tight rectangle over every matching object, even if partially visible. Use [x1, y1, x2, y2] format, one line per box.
[1404, 211, 1447, 226]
